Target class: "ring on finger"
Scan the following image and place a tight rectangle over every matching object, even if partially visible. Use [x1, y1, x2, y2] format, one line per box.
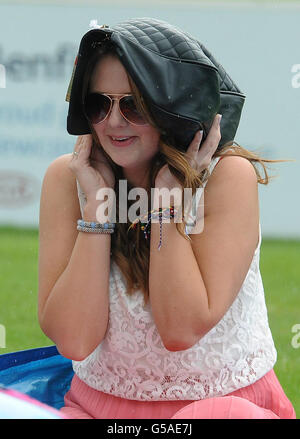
[72, 151, 79, 158]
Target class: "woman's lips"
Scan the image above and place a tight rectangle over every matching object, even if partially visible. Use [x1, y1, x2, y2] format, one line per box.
[109, 136, 137, 147]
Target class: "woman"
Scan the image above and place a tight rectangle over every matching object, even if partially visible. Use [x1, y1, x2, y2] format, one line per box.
[38, 18, 296, 419]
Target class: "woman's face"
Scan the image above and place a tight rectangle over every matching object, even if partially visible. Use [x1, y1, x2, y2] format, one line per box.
[89, 55, 160, 183]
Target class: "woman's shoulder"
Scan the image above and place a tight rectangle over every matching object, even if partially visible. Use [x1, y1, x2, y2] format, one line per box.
[43, 153, 76, 188]
[41, 153, 80, 208]
[209, 154, 258, 186]
[204, 154, 258, 216]
[45, 153, 73, 175]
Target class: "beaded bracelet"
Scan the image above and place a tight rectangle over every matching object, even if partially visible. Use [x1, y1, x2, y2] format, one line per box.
[127, 206, 180, 251]
[77, 219, 115, 235]
[77, 225, 114, 234]
[77, 219, 116, 230]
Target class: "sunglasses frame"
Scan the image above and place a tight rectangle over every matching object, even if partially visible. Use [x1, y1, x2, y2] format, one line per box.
[84, 92, 149, 126]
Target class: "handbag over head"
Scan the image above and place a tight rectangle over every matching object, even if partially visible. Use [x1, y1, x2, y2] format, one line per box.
[66, 17, 245, 151]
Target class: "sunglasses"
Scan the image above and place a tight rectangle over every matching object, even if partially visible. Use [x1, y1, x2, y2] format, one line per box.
[83, 92, 149, 126]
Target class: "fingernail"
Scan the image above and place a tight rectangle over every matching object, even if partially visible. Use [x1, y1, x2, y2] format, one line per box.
[218, 114, 222, 125]
[197, 131, 203, 148]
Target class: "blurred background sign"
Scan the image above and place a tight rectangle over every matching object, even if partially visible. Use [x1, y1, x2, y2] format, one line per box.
[0, 0, 299, 236]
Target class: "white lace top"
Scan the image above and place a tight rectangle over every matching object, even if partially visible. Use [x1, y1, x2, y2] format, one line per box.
[73, 157, 277, 401]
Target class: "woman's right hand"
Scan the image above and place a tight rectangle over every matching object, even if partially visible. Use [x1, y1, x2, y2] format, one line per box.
[69, 135, 115, 203]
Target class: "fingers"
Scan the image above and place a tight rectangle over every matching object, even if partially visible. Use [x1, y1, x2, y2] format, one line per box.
[197, 114, 221, 160]
[205, 113, 222, 149]
[185, 130, 204, 166]
[72, 135, 93, 161]
[185, 114, 222, 172]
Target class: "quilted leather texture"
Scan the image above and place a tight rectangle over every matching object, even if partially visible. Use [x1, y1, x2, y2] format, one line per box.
[113, 18, 216, 69]
[196, 42, 242, 94]
[66, 17, 245, 150]
[112, 18, 243, 97]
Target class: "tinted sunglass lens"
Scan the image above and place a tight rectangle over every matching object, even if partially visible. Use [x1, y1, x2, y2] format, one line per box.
[120, 96, 147, 125]
[85, 93, 111, 124]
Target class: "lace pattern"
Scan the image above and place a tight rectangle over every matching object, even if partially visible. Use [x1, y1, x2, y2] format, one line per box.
[72, 157, 277, 400]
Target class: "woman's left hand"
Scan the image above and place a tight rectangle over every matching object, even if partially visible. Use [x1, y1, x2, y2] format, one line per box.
[154, 114, 222, 190]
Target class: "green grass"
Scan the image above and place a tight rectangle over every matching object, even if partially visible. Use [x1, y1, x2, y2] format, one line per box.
[0, 226, 299, 417]
[0, 227, 49, 352]
[259, 238, 300, 418]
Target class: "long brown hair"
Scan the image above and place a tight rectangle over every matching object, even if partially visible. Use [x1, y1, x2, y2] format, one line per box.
[82, 44, 293, 306]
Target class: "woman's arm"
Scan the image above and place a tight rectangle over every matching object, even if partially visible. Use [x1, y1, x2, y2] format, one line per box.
[38, 154, 111, 361]
[149, 155, 260, 351]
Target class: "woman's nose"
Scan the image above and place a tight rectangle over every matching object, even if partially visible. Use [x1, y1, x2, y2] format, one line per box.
[107, 100, 128, 128]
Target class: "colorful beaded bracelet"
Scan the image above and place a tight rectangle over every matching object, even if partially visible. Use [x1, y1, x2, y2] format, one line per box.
[127, 206, 180, 251]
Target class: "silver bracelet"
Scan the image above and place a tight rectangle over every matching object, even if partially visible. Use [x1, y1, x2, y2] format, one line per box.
[77, 225, 114, 234]
[77, 219, 116, 229]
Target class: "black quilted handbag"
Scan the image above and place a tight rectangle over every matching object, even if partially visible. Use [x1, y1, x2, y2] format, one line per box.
[66, 17, 245, 151]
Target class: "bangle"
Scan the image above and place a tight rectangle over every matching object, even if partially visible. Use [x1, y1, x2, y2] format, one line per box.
[77, 219, 115, 234]
[77, 219, 116, 229]
[77, 225, 114, 234]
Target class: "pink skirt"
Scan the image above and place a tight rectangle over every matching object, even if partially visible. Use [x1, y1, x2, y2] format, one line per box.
[60, 369, 296, 419]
